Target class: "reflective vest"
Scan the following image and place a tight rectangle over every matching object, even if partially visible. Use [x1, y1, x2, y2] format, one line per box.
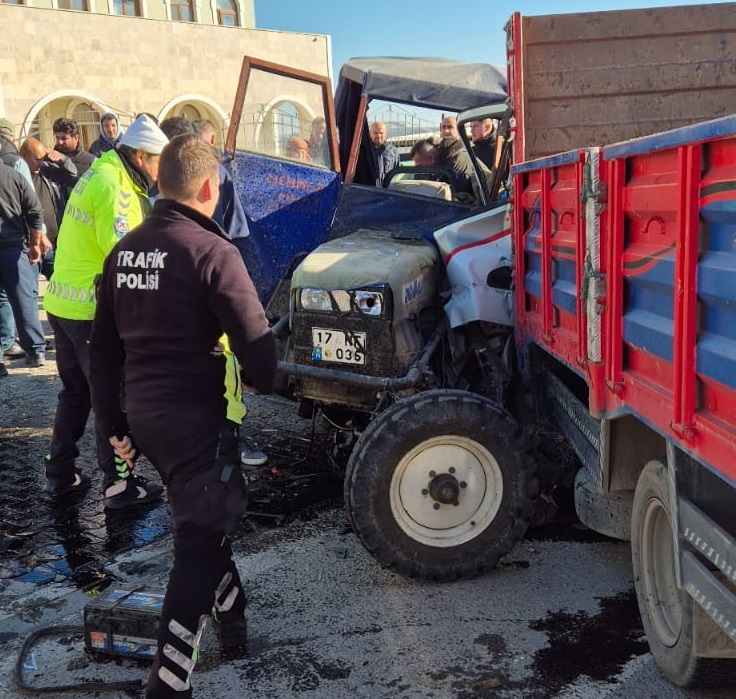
[220, 335, 247, 425]
[44, 150, 151, 320]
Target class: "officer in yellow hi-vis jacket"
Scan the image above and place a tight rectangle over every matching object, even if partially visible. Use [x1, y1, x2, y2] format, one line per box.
[43, 114, 168, 508]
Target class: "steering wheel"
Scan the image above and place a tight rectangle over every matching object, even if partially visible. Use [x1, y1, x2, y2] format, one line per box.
[382, 165, 458, 192]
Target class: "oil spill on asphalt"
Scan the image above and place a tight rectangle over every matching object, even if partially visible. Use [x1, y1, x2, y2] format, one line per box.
[244, 465, 343, 524]
[0, 407, 337, 595]
[429, 592, 647, 699]
[527, 588, 648, 694]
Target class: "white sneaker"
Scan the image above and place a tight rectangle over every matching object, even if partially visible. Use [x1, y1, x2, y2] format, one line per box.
[240, 438, 267, 466]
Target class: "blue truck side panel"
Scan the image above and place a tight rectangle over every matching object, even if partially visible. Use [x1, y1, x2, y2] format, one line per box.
[698, 199, 736, 391]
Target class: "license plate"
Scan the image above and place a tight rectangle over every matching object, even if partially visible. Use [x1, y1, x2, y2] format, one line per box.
[311, 328, 366, 365]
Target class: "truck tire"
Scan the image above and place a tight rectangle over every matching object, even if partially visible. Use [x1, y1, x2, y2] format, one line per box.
[345, 389, 537, 581]
[632, 459, 736, 687]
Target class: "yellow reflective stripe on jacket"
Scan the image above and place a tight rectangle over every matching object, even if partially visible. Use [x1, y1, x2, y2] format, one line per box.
[220, 334, 246, 425]
[46, 279, 96, 305]
[43, 150, 149, 321]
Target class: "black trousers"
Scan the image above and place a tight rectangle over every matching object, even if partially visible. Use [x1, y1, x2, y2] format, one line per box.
[128, 408, 248, 699]
[46, 313, 117, 485]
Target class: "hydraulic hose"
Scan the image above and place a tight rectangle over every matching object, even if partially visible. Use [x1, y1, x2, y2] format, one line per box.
[14, 624, 143, 695]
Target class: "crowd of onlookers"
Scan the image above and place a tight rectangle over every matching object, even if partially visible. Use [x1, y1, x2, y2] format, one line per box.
[0, 111, 254, 379]
[361, 114, 498, 200]
[284, 113, 498, 202]
[0, 113, 113, 377]
[0, 109, 498, 379]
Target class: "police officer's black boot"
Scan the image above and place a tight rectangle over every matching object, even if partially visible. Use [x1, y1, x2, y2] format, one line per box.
[211, 569, 246, 656]
[212, 609, 247, 654]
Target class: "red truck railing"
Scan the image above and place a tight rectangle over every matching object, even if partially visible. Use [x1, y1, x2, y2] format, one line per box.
[511, 117, 736, 486]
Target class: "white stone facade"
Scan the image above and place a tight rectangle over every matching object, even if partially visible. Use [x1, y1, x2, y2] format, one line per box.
[0, 3, 331, 149]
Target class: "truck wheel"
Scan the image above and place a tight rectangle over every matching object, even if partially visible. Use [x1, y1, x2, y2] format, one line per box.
[345, 389, 537, 581]
[631, 459, 736, 687]
[632, 460, 695, 684]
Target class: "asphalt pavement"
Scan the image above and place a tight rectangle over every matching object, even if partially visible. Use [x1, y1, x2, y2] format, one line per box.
[1, 294, 735, 698]
[2, 499, 734, 699]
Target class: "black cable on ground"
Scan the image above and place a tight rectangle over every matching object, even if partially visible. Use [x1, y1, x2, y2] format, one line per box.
[14, 624, 143, 696]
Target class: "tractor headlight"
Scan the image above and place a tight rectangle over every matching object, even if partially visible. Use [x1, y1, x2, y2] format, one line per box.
[300, 288, 333, 312]
[353, 290, 383, 316]
[297, 285, 389, 317]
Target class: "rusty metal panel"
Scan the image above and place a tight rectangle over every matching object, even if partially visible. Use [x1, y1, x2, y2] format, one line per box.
[519, 3, 736, 160]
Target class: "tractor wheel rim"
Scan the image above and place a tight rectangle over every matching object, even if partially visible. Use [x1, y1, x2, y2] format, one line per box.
[389, 435, 503, 548]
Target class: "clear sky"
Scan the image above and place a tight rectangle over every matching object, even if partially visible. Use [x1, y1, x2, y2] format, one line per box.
[254, 0, 728, 79]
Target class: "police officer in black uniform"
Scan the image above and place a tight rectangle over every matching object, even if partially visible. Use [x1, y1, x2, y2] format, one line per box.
[89, 134, 276, 698]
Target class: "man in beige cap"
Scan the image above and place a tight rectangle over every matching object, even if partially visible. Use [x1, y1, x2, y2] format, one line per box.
[0, 118, 33, 184]
[0, 118, 17, 149]
[43, 114, 169, 508]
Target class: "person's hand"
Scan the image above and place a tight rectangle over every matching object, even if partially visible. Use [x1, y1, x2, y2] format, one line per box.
[45, 150, 64, 164]
[40, 234, 53, 255]
[110, 435, 138, 471]
[27, 244, 41, 265]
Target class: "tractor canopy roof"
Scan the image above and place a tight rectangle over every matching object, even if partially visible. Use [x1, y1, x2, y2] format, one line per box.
[336, 57, 507, 112]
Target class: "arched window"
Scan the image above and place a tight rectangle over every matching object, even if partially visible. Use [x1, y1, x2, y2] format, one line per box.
[113, 0, 140, 16]
[179, 104, 202, 121]
[170, 0, 193, 21]
[58, 0, 89, 10]
[26, 117, 40, 141]
[274, 101, 300, 154]
[216, 0, 238, 26]
[71, 102, 101, 150]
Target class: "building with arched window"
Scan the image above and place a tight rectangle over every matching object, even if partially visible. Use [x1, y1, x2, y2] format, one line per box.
[0, 3, 332, 150]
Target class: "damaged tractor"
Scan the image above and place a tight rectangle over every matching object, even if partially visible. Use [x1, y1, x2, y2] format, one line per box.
[225, 57, 542, 581]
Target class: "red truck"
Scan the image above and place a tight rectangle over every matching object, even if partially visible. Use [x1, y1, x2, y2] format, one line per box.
[224, 2, 736, 688]
[508, 4, 736, 687]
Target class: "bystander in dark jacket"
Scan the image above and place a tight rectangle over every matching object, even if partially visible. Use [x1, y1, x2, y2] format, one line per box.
[53, 118, 96, 184]
[20, 138, 78, 278]
[369, 121, 400, 187]
[438, 136, 477, 202]
[469, 119, 495, 172]
[0, 155, 47, 371]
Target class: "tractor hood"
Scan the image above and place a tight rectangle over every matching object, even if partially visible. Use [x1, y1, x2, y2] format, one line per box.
[291, 228, 439, 322]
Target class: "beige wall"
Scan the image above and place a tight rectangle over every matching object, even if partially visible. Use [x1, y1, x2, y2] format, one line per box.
[0, 4, 330, 148]
[25, 0, 256, 28]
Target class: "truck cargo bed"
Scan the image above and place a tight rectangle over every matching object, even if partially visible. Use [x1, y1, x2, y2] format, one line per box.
[510, 3, 736, 161]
